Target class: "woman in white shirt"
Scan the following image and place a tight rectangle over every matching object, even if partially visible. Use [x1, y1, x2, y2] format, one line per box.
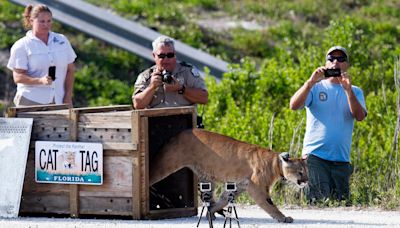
[7, 4, 77, 106]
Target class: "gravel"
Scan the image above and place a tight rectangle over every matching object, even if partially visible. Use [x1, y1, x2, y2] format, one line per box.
[1, 205, 400, 228]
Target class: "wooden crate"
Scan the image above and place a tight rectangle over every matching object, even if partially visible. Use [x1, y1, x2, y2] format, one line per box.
[7, 105, 198, 219]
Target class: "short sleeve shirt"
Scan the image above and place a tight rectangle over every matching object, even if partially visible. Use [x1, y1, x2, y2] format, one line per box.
[302, 80, 367, 162]
[134, 62, 206, 108]
[7, 30, 77, 104]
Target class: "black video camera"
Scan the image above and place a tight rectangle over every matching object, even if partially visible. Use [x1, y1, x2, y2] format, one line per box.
[161, 70, 173, 84]
[324, 68, 341, 77]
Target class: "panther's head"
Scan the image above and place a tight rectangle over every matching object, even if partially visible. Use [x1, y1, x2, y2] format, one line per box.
[279, 152, 308, 188]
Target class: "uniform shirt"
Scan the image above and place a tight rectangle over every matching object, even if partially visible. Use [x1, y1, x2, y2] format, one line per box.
[134, 62, 206, 108]
[7, 30, 77, 104]
[302, 80, 367, 162]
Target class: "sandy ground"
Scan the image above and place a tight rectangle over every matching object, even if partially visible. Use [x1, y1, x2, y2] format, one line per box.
[1, 205, 400, 228]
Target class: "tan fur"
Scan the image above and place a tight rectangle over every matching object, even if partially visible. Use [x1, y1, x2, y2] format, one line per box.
[150, 129, 308, 223]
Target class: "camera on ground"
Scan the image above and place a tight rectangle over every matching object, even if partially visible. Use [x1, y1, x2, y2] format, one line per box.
[225, 182, 237, 192]
[199, 182, 212, 192]
[199, 182, 212, 202]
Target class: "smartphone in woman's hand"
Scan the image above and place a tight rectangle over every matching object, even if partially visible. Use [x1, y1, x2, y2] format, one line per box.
[48, 66, 56, 81]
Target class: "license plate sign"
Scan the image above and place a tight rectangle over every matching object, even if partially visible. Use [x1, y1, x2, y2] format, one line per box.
[35, 141, 103, 185]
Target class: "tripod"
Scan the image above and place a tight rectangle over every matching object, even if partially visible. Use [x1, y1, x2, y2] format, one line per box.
[223, 192, 241, 228]
[196, 192, 214, 228]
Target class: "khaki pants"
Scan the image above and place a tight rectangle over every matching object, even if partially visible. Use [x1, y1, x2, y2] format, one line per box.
[13, 94, 54, 107]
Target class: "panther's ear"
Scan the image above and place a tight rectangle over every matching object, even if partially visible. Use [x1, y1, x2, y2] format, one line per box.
[279, 152, 290, 162]
[302, 155, 307, 163]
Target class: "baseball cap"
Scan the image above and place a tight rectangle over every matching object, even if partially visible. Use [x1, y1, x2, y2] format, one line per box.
[326, 46, 349, 61]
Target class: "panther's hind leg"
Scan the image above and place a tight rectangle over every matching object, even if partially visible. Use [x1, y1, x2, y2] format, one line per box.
[209, 181, 246, 217]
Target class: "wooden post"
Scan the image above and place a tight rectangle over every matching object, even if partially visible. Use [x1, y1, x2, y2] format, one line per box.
[6, 108, 16, 118]
[69, 108, 80, 218]
[192, 108, 199, 210]
[143, 116, 149, 217]
[131, 111, 141, 219]
[140, 115, 149, 218]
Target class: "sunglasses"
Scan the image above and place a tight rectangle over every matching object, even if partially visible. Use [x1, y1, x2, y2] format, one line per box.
[326, 55, 347, 63]
[157, 52, 175, 59]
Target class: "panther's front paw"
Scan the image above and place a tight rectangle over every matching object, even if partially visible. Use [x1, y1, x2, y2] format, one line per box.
[216, 209, 227, 217]
[277, 216, 293, 223]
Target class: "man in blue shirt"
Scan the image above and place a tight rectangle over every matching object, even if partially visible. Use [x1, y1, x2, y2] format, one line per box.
[290, 46, 367, 203]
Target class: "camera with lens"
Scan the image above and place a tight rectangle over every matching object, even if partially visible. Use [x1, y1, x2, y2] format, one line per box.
[161, 70, 173, 84]
[199, 182, 212, 192]
[324, 68, 341, 77]
[225, 182, 237, 203]
[199, 182, 212, 202]
[225, 182, 237, 192]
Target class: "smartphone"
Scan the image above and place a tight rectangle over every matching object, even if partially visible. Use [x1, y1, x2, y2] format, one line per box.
[48, 66, 56, 81]
[324, 68, 341, 77]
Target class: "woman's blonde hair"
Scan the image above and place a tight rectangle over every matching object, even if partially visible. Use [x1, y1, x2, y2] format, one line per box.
[23, 4, 52, 29]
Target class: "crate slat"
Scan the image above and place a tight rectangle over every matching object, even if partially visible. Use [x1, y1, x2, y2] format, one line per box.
[79, 196, 133, 216]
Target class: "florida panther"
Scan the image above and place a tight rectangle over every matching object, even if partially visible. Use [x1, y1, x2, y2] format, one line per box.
[150, 129, 308, 223]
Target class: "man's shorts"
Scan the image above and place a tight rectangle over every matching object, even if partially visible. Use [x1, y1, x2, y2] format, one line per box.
[14, 94, 54, 107]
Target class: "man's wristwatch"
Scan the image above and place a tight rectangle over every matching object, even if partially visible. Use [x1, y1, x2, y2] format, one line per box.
[178, 85, 186, 94]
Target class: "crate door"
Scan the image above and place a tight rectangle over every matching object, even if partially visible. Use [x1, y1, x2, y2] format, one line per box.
[148, 114, 195, 212]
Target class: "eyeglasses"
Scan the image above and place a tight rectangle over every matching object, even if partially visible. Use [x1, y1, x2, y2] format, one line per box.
[326, 55, 347, 63]
[157, 52, 175, 59]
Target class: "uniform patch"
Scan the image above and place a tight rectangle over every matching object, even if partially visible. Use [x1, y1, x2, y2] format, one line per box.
[53, 36, 65, 45]
[319, 92, 328, 101]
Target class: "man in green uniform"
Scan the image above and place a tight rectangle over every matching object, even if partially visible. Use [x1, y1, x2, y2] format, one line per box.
[133, 36, 208, 109]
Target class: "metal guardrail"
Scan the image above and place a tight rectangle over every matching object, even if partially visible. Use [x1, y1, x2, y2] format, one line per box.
[10, 0, 228, 78]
